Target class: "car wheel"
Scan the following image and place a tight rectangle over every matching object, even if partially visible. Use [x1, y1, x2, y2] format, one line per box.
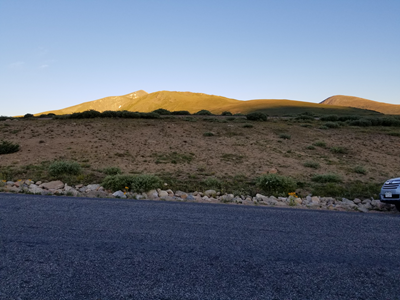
[395, 203, 400, 212]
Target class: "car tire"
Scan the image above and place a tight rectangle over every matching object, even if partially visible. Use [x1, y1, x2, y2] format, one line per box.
[395, 203, 400, 212]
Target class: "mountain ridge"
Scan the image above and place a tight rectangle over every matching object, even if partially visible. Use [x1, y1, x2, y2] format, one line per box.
[320, 95, 400, 115]
[35, 90, 392, 116]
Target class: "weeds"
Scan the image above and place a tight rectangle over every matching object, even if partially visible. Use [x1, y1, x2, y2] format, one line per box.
[330, 147, 348, 154]
[303, 161, 320, 169]
[354, 166, 367, 175]
[313, 141, 326, 148]
[102, 174, 162, 192]
[256, 174, 297, 196]
[103, 167, 122, 175]
[0, 140, 20, 155]
[311, 174, 342, 183]
[48, 161, 81, 177]
[279, 134, 291, 140]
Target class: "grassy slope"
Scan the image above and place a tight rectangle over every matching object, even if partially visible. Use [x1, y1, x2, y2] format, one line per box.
[36, 90, 382, 117]
[321, 95, 400, 115]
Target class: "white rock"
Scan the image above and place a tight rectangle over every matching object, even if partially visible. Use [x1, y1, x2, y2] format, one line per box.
[204, 190, 217, 197]
[158, 190, 169, 198]
[87, 184, 100, 191]
[112, 191, 126, 198]
[40, 181, 64, 190]
[147, 189, 158, 199]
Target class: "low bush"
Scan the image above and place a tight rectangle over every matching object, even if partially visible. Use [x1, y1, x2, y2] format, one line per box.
[24, 113, 34, 118]
[388, 132, 400, 137]
[279, 133, 291, 140]
[338, 115, 360, 122]
[353, 165, 367, 175]
[194, 110, 213, 116]
[303, 161, 320, 169]
[312, 181, 381, 198]
[221, 111, 232, 116]
[323, 122, 340, 128]
[313, 141, 326, 148]
[243, 124, 254, 128]
[311, 173, 342, 183]
[48, 160, 81, 177]
[103, 167, 122, 176]
[203, 132, 215, 137]
[153, 108, 171, 115]
[246, 112, 268, 121]
[256, 174, 297, 196]
[202, 177, 222, 190]
[306, 145, 316, 150]
[330, 146, 348, 154]
[0, 140, 20, 155]
[139, 112, 160, 119]
[102, 174, 162, 192]
[320, 115, 339, 122]
[71, 110, 102, 119]
[172, 110, 191, 115]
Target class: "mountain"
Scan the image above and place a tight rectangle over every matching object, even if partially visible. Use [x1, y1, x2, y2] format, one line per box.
[39, 90, 149, 115]
[321, 95, 400, 115]
[36, 90, 383, 116]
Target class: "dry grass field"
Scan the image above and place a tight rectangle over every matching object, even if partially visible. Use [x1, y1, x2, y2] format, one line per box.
[1, 115, 400, 198]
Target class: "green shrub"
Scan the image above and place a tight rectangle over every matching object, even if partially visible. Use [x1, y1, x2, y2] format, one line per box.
[279, 133, 291, 140]
[48, 161, 81, 177]
[330, 146, 348, 154]
[71, 110, 101, 119]
[388, 132, 400, 137]
[153, 108, 171, 115]
[0, 140, 20, 155]
[172, 110, 191, 115]
[300, 124, 312, 128]
[256, 174, 297, 196]
[130, 174, 162, 193]
[338, 115, 360, 122]
[243, 124, 254, 128]
[303, 161, 320, 169]
[313, 141, 326, 148]
[139, 112, 160, 119]
[103, 167, 122, 175]
[323, 122, 340, 129]
[202, 177, 222, 190]
[24, 113, 34, 118]
[306, 145, 316, 150]
[354, 166, 367, 175]
[194, 110, 213, 116]
[295, 115, 314, 121]
[102, 174, 162, 192]
[348, 119, 372, 127]
[311, 174, 342, 183]
[312, 181, 381, 198]
[246, 112, 268, 121]
[221, 111, 232, 116]
[320, 115, 339, 122]
[226, 117, 235, 121]
[319, 126, 328, 130]
[203, 132, 215, 137]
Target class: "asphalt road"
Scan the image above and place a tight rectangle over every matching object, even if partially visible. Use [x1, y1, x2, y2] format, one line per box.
[1, 194, 400, 299]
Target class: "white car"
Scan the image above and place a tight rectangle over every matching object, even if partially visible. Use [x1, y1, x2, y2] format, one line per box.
[380, 178, 400, 211]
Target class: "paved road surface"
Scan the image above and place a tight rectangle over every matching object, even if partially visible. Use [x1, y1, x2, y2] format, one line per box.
[1, 193, 400, 299]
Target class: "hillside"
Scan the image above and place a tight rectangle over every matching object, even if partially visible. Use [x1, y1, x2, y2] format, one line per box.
[36, 90, 382, 117]
[321, 95, 400, 115]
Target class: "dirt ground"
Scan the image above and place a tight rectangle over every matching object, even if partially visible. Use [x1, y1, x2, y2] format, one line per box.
[1, 116, 400, 188]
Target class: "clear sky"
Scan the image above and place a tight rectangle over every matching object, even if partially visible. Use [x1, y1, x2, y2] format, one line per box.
[1, 0, 399, 116]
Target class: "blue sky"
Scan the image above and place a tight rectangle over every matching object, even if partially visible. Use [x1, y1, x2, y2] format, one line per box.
[1, 0, 399, 116]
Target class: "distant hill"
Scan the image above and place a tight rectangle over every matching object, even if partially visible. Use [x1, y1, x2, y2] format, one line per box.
[36, 90, 383, 117]
[321, 95, 400, 115]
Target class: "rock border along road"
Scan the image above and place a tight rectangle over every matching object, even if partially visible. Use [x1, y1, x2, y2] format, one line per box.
[1, 193, 400, 299]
